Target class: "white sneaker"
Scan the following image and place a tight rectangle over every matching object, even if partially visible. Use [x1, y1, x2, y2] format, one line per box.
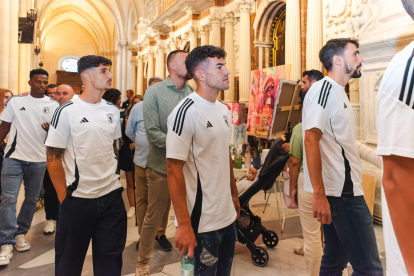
[43, 220, 56, 235]
[294, 245, 304, 256]
[127, 207, 136, 219]
[14, 235, 30, 252]
[0, 245, 13, 265]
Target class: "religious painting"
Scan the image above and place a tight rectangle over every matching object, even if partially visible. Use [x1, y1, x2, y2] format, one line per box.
[246, 65, 291, 139]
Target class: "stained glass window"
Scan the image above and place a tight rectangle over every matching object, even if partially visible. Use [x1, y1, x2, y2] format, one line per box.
[61, 58, 78, 72]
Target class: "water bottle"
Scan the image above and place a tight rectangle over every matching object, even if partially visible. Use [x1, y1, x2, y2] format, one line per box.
[181, 252, 195, 276]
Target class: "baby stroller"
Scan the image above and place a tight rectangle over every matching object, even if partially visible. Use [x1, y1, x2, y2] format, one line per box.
[236, 137, 289, 267]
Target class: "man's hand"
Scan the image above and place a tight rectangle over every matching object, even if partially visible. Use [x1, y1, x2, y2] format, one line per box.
[129, 143, 135, 150]
[175, 224, 197, 258]
[281, 143, 290, 153]
[41, 122, 50, 131]
[313, 193, 332, 224]
[233, 195, 241, 221]
[290, 188, 298, 207]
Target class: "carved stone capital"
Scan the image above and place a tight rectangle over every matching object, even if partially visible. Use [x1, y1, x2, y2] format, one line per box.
[199, 26, 210, 37]
[156, 45, 165, 54]
[223, 12, 235, 26]
[118, 40, 129, 47]
[237, 0, 253, 13]
[189, 26, 198, 37]
[210, 13, 222, 27]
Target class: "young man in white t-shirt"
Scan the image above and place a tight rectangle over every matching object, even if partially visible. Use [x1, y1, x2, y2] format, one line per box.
[303, 39, 383, 275]
[377, 1, 414, 275]
[45, 55, 127, 276]
[0, 69, 59, 266]
[166, 45, 240, 276]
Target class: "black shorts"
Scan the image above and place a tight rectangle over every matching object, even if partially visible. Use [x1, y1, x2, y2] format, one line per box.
[118, 143, 134, 172]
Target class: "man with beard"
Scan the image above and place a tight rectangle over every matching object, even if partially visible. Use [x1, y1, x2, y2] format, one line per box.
[289, 70, 324, 276]
[136, 50, 194, 276]
[303, 39, 383, 275]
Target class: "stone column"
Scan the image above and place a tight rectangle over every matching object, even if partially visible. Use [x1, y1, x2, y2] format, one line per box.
[126, 46, 132, 94]
[224, 12, 235, 103]
[306, 0, 323, 72]
[188, 28, 198, 88]
[155, 45, 165, 79]
[210, 14, 222, 47]
[238, 0, 253, 103]
[200, 26, 209, 46]
[285, 0, 302, 81]
[136, 56, 144, 96]
[130, 57, 136, 92]
[147, 51, 155, 80]
[8, 0, 18, 93]
[19, 0, 27, 93]
[0, 0, 10, 88]
[115, 49, 121, 91]
[119, 40, 128, 96]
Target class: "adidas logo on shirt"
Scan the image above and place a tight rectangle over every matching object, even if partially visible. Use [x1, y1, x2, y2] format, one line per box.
[207, 121, 213, 128]
[80, 117, 89, 123]
[344, 103, 347, 108]
[20, 107, 26, 111]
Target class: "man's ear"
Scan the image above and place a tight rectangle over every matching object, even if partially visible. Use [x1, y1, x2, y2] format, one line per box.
[333, 55, 342, 66]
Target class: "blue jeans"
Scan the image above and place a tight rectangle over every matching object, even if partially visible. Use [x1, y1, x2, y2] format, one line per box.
[320, 196, 383, 276]
[193, 222, 237, 276]
[0, 158, 46, 246]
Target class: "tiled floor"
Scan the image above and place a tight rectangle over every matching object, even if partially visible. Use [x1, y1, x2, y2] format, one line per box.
[0, 177, 386, 275]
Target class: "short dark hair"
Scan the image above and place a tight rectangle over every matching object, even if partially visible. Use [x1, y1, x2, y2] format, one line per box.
[126, 89, 135, 96]
[185, 45, 227, 78]
[148, 77, 163, 86]
[319, 38, 359, 72]
[402, 0, 414, 20]
[77, 55, 112, 75]
[303, 70, 324, 82]
[47, 84, 57, 89]
[166, 50, 187, 70]
[102, 89, 121, 105]
[30, 69, 49, 80]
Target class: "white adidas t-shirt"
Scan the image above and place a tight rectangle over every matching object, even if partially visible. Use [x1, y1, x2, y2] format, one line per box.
[45, 97, 122, 199]
[0, 94, 59, 162]
[302, 76, 363, 197]
[377, 41, 414, 276]
[166, 92, 237, 233]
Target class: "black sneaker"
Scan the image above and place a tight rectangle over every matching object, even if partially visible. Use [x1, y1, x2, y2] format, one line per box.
[155, 235, 172, 251]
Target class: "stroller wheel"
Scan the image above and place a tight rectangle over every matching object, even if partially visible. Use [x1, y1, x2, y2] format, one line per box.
[262, 230, 278, 248]
[250, 247, 269, 267]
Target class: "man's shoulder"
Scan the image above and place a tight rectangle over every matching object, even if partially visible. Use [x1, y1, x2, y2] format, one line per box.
[306, 78, 338, 107]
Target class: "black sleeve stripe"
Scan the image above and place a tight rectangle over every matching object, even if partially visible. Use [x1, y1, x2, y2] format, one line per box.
[399, 48, 414, 103]
[321, 83, 332, 109]
[51, 102, 73, 128]
[318, 81, 327, 105]
[406, 67, 414, 106]
[178, 101, 194, 136]
[173, 98, 192, 132]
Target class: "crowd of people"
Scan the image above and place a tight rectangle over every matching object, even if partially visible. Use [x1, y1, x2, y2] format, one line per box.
[0, 1, 413, 276]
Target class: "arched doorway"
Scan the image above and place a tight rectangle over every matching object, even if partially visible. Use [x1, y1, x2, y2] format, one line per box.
[271, 8, 286, 67]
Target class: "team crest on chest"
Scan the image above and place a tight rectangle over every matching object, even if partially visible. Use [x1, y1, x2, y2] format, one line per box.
[106, 113, 114, 123]
[43, 107, 49, 114]
[223, 115, 230, 127]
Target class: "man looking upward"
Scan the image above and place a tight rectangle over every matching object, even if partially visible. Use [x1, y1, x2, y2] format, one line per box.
[45, 55, 126, 276]
[167, 45, 240, 275]
[303, 39, 383, 275]
[0, 69, 59, 266]
[122, 89, 135, 109]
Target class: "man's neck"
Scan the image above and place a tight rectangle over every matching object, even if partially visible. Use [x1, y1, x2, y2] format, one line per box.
[196, 86, 219, 103]
[30, 91, 45, 99]
[327, 70, 350, 87]
[169, 74, 186, 92]
[79, 88, 103, 104]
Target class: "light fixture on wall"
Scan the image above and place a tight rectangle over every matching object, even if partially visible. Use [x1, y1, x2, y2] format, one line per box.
[39, 61, 44, 68]
[34, 46, 41, 55]
[27, 9, 38, 23]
